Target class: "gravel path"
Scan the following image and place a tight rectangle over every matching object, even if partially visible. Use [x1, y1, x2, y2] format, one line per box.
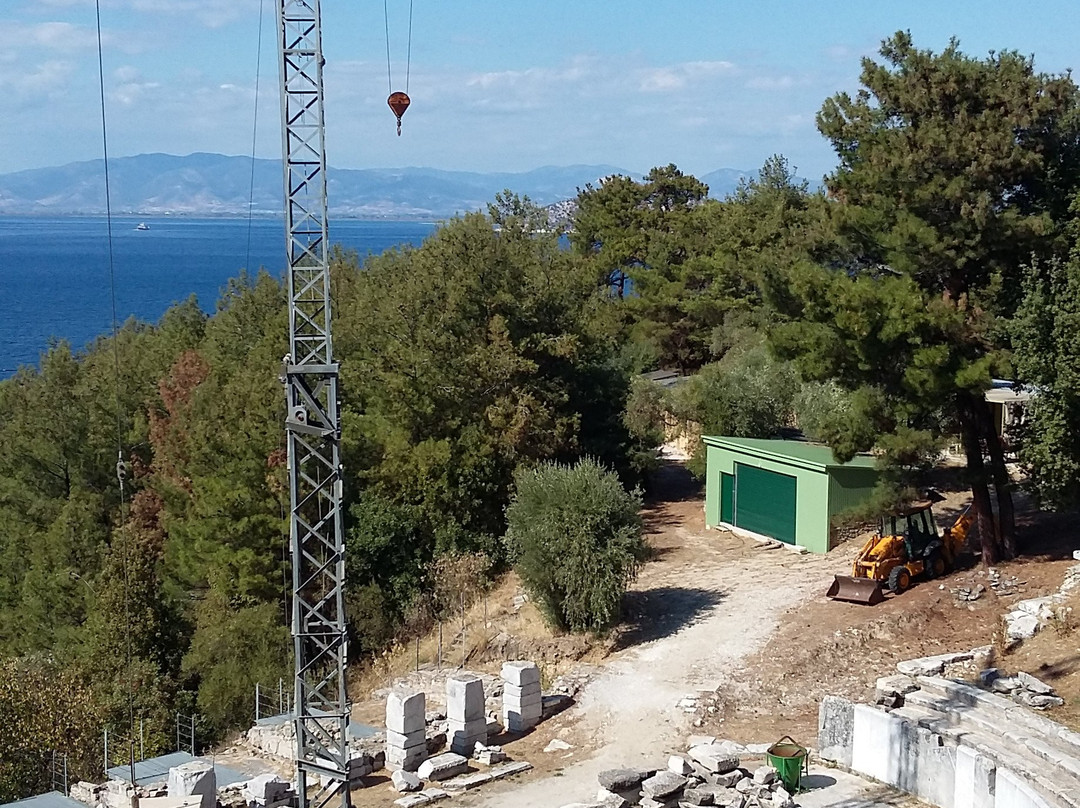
[459, 471, 850, 807]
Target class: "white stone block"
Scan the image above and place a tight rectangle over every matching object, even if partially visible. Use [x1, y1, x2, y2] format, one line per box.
[386, 688, 426, 734]
[141, 798, 202, 808]
[167, 761, 216, 808]
[996, 767, 1053, 808]
[242, 774, 290, 806]
[386, 745, 427, 772]
[417, 752, 470, 782]
[851, 704, 904, 787]
[386, 728, 427, 749]
[446, 673, 485, 721]
[501, 661, 541, 687]
[954, 745, 996, 808]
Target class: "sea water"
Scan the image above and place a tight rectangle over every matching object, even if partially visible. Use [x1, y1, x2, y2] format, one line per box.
[0, 216, 438, 377]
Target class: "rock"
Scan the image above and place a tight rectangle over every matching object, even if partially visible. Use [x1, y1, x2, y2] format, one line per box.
[1018, 671, 1055, 695]
[688, 744, 740, 773]
[417, 753, 469, 782]
[595, 789, 629, 808]
[743, 743, 772, 756]
[752, 767, 776, 785]
[598, 769, 646, 792]
[1015, 690, 1065, 709]
[709, 771, 743, 788]
[641, 771, 688, 799]
[681, 787, 715, 806]
[734, 777, 754, 793]
[991, 676, 1021, 693]
[392, 770, 422, 793]
[545, 738, 573, 752]
[771, 785, 794, 808]
[1005, 611, 1040, 640]
[242, 774, 290, 806]
[668, 756, 695, 776]
[474, 743, 506, 765]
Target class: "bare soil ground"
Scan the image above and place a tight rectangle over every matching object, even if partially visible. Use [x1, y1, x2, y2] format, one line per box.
[343, 460, 1080, 807]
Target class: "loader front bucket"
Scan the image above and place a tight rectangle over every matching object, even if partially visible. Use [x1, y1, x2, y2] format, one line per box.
[827, 575, 885, 605]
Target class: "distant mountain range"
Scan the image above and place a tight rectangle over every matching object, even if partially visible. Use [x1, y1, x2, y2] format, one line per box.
[0, 153, 756, 219]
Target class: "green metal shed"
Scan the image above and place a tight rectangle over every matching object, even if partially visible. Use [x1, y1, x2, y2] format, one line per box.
[703, 436, 879, 554]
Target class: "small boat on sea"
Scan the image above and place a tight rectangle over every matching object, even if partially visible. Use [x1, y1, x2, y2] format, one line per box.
[135, 222, 150, 231]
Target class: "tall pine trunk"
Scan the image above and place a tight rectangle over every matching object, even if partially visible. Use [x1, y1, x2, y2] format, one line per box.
[958, 393, 1001, 565]
[976, 397, 1017, 558]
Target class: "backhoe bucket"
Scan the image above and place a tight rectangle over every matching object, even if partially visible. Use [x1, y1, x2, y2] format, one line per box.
[827, 575, 885, 605]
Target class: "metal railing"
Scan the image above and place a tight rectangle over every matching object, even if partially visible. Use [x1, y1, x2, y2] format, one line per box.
[255, 678, 293, 720]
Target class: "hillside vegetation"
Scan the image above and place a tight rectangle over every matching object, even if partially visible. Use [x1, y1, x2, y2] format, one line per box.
[5, 32, 1080, 801]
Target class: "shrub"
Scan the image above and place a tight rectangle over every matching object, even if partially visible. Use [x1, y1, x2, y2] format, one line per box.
[504, 459, 646, 633]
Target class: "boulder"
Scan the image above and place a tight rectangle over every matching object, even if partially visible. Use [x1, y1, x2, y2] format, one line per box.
[391, 770, 422, 793]
[752, 766, 776, 785]
[641, 771, 687, 799]
[1018, 671, 1055, 695]
[681, 787, 715, 806]
[668, 756, 694, 776]
[597, 769, 645, 792]
[687, 744, 739, 774]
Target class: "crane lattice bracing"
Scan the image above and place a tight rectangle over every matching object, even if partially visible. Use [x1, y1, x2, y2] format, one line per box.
[274, 3, 350, 808]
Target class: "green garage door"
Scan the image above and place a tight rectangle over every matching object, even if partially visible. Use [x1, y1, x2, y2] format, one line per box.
[735, 463, 797, 544]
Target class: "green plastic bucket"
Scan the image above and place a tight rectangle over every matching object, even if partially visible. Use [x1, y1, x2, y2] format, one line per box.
[766, 735, 808, 793]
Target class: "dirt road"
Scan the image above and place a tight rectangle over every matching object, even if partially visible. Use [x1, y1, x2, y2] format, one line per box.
[459, 464, 849, 807]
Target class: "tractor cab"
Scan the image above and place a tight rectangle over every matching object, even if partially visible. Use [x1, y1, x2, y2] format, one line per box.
[881, 501, 940, 561]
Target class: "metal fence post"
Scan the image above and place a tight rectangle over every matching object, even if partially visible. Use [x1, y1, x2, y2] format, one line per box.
[256, 682, 261, 721]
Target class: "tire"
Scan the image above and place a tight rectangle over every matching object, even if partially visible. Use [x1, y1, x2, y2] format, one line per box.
[888, 565, 911, 594]
[925, 550, 946, 580]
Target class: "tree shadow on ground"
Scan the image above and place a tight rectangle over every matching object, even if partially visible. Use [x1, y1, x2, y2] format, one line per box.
[644, 459, 701, 506]
[612, 587, 725, 651]
[1014, 495, 1080, 560]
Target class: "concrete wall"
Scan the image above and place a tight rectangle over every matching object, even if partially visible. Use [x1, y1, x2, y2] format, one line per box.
[819, 698, 1058, 808]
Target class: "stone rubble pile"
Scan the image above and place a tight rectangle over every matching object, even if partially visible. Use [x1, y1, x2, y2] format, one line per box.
[558, 740, 794, 808]
[979, 668, 1066, 709]
[950, 583, 985, 602]
[999, 562, 1080, 644]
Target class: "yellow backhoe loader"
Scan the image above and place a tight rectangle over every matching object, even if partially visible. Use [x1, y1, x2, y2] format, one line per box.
[827, 501, 974, 605]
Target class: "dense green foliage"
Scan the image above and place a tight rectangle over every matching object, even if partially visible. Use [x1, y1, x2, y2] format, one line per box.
[505, 459, 646, 632]
[772, 32, 1080, 561]
[1013, 252, 1080, 509]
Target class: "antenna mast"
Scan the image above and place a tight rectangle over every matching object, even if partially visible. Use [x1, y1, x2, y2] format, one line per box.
[274, 3, 349, 808]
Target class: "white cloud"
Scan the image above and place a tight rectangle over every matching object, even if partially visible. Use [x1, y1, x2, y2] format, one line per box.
[30, 0, 260, 28]
[6, 20, 104, 50]
[0, 58, 76, 95]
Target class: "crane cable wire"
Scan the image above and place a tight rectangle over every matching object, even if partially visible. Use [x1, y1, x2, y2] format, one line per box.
[384, 0, 415, 93]
[94, 0, 136, 784]
[245, 0, 266, 273]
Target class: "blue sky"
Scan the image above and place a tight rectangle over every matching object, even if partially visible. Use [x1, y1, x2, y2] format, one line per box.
[4, 1, 1080, 181]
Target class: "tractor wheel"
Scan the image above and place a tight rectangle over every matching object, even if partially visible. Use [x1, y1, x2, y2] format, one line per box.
[888, 565, 911, 595]
[925, 550, 946, 580]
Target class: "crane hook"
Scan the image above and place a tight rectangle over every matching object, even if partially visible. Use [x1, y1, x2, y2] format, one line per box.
[387, 91, 411, 136]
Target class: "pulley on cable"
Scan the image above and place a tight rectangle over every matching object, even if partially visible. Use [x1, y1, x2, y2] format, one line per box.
[384, 0, 415, 135]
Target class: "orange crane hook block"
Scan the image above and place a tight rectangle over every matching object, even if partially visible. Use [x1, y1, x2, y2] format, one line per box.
[387, 92, 411, 136]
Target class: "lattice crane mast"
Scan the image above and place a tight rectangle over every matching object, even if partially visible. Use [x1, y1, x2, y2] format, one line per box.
[274, 3, 350, 808]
